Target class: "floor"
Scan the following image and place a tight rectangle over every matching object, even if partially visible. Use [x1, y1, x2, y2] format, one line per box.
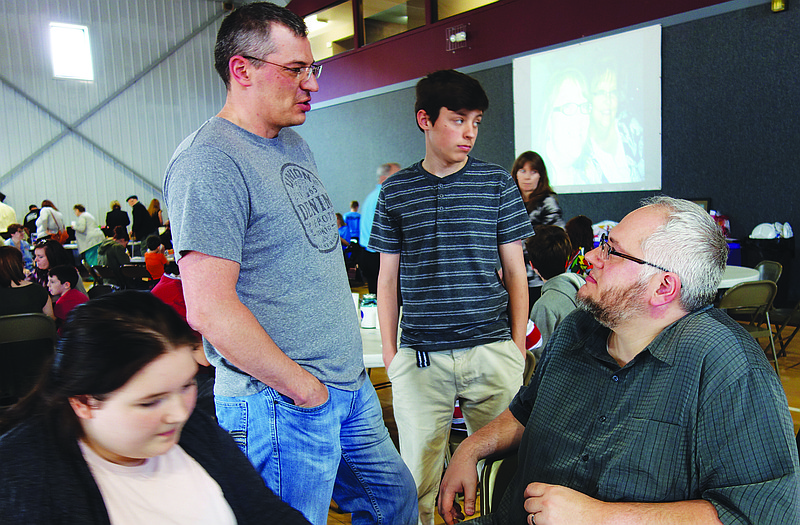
[328, 296, 800, 524]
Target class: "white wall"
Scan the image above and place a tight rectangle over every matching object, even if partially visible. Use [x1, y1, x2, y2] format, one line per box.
[0, 0, 228, 225]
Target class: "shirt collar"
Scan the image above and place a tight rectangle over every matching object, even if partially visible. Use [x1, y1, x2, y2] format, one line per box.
[573, 304, 713, 367]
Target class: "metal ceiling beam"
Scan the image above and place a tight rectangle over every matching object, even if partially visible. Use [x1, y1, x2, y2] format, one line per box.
[0, 9, 225, 190]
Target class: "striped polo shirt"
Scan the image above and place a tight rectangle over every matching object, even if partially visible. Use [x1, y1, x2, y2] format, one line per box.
[369, 157, 534, 351]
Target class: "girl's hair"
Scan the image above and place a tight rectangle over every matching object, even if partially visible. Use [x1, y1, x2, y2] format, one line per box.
[41, 199, 58, 211]
[73, 204, 86, 213]
[511, 151, 555, 212]
[147, 199, 161, 216]
[0, 291, 199, 439]
[32, 239, 72, 282]
[0, 246, 26, 287]
[110, 200, 122, 210]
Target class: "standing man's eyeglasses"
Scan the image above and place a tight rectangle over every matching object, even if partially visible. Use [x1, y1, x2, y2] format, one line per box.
[598, 233, 671, 273]
[241, 55, 322, 81]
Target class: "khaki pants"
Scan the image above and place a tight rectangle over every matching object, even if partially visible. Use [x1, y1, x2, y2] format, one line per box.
[387, 340, 525, 525]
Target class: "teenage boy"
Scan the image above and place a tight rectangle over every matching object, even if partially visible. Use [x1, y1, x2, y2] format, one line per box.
[47, 265, 89, 329]
[369, 69, 534, 524]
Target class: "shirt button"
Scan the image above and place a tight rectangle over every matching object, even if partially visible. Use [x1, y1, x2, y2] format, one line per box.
[581, 454, 589, 462]
[599, 416, 606, 422]
[612, 375, 619, 382]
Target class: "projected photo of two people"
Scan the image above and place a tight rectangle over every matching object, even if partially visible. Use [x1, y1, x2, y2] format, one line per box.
[517, 27, 660, 192]
[542, 62, 643, 186]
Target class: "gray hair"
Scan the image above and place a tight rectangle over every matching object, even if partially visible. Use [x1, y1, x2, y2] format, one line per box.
[214, 2, 307, 88]
[637, 196, 728, 312]
[378, 162, 400, 177]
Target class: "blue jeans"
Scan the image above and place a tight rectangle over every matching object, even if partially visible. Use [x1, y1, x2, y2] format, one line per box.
[215, 380, 418, 525]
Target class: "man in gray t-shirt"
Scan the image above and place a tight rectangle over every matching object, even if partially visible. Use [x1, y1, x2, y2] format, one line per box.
[163, 4, 416, 525]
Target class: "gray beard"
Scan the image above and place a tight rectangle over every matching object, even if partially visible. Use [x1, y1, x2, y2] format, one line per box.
[577, 279, 649, 329]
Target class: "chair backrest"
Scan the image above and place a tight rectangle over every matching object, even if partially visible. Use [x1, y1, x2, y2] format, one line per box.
[87, 284, 117, 299]
[480, 452, 518, 515]
[755, 260, 782, 284]
[120, 265, 152, 280]
[92, 265, 117, 280]
[523, 350, 536, 386]
[718, 280, 778, 312]
[0, 313, 57, 344]
[0, 313, 57, 401]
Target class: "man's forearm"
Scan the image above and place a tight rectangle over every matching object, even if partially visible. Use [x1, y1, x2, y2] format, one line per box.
[459, 408, 525, 462]
[524, 483, 723, 525]
[180, 252, 326, 407]
[193, 297, 324, 405]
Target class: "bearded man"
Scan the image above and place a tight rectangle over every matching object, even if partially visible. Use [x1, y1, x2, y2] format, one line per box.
[438, 196, 799, 525]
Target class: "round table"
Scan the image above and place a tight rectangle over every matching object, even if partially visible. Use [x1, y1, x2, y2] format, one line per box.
[719, 265, 759, 289]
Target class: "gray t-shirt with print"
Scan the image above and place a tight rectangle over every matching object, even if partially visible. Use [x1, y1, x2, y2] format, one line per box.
[164, 117, 364, 396]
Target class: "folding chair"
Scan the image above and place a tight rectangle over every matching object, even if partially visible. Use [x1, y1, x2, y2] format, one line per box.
[718, 280, 780, 377]
[0, 313, 57, 403]
[755, 260, 782, 284]
[480, 451, 518, 515]
[771, 299, 800, 358]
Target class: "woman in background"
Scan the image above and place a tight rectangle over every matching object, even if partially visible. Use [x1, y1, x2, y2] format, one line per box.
[35, 199, 65, 242]
[29, 239, 73, 289]
[0, 291, 310, 525]
[0, 246, 53, 318]
[72, 205, 105, 268]
[511, 151, 564, 309]
[148, 198, 164, 228]
[105, 200, 130, 236]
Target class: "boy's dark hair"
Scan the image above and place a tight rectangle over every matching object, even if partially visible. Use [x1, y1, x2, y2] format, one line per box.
[113, 226, 130, 242]
[214, 2, 307, 88]
[49, 265, 79, 289]
[414, 70, 488, 132]
[146, 234, 162, 251]
[565, 215, 594, 254]
[526, 225, 573, 280]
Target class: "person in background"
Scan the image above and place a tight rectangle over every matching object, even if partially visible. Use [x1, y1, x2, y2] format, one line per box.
[335, 212, 350, 250]
[127, 195, 156, 241]
[72, 205, 105, 268]
[511, 151, 565, 309]
[148, 198, 164, 228]
[370, 69, 533, 525]
[97, 226, 131, 287]
[163, 4, 416, 524]
[0, 245, 53, 318]
[23, 204, 40, 239]
[439, 197, 799, 525]
[104, 200, 130, 237]
[359, 162, 400, 294]
[525, 225, 585, 356]
[565, 214, 594, 276]
[0, 192, 17, 233]
[565, 215, 594, 255]
[4, 224, 33, 271]
[344, 200, 360, 242]
[145, 234, 169, 280]
[29, 239, 83, 294]
[0, 291, 311, 525]
[47, 265, 89, 331]
[35, 200, 65, 242]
